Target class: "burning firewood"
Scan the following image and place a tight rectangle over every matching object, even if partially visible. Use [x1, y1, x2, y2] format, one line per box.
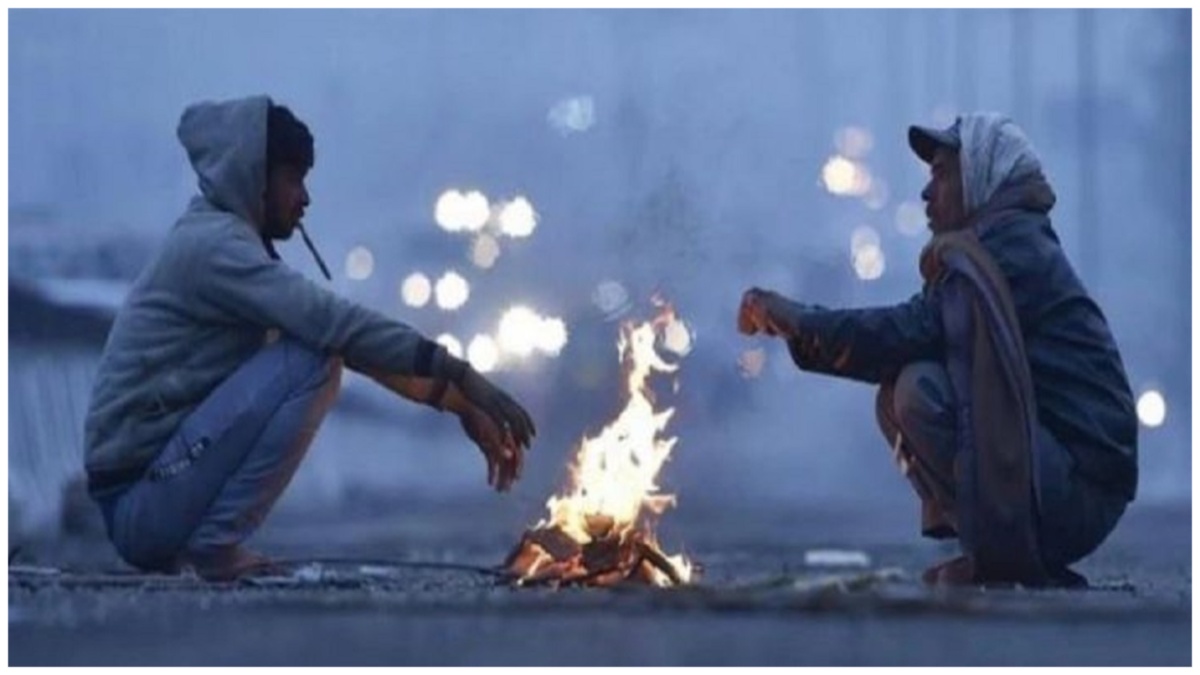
[505, 303, 695, 588]
[504, 523, 690, 588]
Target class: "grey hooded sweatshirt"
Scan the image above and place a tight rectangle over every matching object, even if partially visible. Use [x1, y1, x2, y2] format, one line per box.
[85, 96, 448, 498]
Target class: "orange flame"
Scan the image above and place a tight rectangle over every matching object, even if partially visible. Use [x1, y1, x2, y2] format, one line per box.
[526, 304, 692, 586]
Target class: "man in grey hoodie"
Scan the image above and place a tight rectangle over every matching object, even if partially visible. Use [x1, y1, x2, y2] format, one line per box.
[84, 95, 536, 581]
[738, 114, 1136, 587]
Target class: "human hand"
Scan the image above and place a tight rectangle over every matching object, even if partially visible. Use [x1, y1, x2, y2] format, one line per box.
[457, 367, 537, 451]
[458, 402, 524, 492]
[738, 287, 781, 336]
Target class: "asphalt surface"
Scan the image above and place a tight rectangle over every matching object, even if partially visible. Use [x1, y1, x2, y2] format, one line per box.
[8, 499, 1191, 666]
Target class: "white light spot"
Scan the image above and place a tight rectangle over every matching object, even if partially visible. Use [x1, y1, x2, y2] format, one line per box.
[864, 178, 890, 210]
[852, 244, 886, 281]
[895, 200, 927, 237]
[804, 549, 871, 568]
[822, 156, 857, 194]
[536, 317, 569, 356]
[467, 334, 500, 373]
[435, 333, 463, 359]
[435, 189, 491, 233]
[399, 272, 432, 308]
[851, 225, 881, 255]
[851, 167, 873, 195]
[834, 126, 874, 159]
[498, 305, 543, 358]
[434, 271, 470, 311]
[592, 280, 631, 320]
[1137, 389, 1166, 428]
[821, 155, 872, 197]
[435, 191, 465, 232]
[547, 95, 596, 135]
[498, 197, 538, 238]
[662, 317, 694, 357]
[738, 348, 767, 379]
[461, 191, 490, 232]
[345, 246, 374, 281]
[469, 234, 501, 269]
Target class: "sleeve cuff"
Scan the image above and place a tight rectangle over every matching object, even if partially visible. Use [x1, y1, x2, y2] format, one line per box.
[427, 342, 469, 383]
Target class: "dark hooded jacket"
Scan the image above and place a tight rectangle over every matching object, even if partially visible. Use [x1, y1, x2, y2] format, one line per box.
[785, 164, 1138, 503]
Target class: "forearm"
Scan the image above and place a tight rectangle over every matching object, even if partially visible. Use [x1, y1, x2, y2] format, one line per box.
[358, 367, 472, 416]
[198, 231, 451, 379]
[759, 293, 814, 339]
[770, 292, 945, 384]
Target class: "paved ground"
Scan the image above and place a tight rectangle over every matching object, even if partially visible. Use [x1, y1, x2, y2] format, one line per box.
[8, 499, 1191, 666]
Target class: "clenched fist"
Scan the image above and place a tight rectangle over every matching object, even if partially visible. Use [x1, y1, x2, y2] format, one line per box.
[738, 287, 779, 336]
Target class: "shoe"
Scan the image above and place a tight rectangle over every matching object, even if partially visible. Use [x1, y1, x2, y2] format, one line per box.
[920, 502, 958, 540]
[923, 554, 1088, 589]
[1046, 565, 1089, 589]
[177, 546, 285, 582]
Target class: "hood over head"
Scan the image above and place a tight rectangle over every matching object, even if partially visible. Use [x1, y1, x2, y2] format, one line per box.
[956, 112, 1046, 215]
[177, 95, 271, 225]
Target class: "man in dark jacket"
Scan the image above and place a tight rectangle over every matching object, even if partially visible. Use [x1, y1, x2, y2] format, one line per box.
[738, 113, 1137, 586]
[85, 96, 536, 581]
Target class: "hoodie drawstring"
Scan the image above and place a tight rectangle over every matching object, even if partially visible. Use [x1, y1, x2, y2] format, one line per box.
[260, 225, 332, 282]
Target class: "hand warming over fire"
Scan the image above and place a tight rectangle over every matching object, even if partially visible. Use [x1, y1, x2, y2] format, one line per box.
[361, 363, 534, 492]
[457, 367, 537, 451]
[738, 287, 789, 337]
[459, 403, 524, 492]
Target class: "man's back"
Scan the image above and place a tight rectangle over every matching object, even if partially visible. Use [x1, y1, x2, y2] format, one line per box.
[979, 211, 1138, 500]
[84, 204, 271, 499]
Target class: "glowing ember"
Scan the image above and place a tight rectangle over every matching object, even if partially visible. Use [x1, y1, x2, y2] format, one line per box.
[505, 304, 694, 588]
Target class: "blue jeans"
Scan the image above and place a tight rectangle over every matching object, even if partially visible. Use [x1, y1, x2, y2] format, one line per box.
[876, 362, 1126, 571]
[101, 339, 342, 571]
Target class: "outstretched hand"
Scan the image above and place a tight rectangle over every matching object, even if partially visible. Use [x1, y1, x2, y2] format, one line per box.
[738, 287, 782, 336]
[459, 403, 524, 492]
[457, 367, 537, 451]
[359, 359, 535, 492]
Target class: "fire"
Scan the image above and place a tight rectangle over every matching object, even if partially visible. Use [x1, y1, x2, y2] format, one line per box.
[505, 304, 694, 588]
